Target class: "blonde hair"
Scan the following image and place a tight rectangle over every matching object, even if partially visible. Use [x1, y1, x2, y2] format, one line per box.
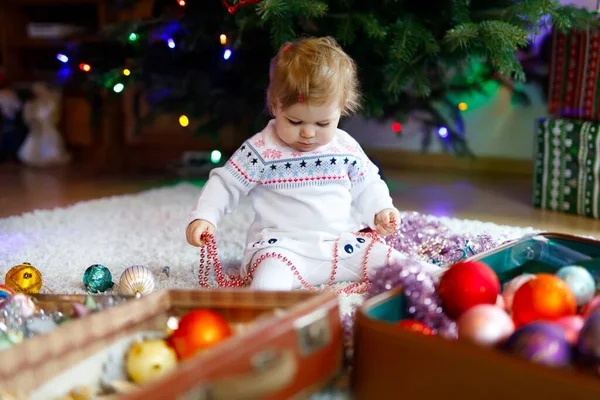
[266, 36, 361, 117]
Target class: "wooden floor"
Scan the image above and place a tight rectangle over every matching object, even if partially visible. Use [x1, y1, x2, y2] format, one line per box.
[0, 161, 599, 237]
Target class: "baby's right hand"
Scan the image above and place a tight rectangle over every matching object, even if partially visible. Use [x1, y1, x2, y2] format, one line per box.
[186, 219, 216, 247]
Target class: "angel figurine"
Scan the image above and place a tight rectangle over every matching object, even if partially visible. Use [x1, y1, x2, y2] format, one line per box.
[17, 82, 71, 167]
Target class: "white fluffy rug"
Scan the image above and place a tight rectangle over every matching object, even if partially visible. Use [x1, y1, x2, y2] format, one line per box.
[0, 183, 538, 315]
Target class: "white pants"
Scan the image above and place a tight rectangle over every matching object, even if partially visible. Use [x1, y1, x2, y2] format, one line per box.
[248, 237, 440, 291]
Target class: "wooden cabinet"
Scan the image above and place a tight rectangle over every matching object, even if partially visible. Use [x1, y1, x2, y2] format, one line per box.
[0, 0, 246, 172]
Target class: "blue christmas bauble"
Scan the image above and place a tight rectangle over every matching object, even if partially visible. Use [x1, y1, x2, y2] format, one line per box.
[83, 264, 114, 293]
[556, 265, 596, 307]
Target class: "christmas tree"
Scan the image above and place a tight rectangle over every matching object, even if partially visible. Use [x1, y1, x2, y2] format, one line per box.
[61, 0, 599, 156]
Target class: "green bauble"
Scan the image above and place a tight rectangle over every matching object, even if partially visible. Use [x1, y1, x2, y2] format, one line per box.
[83, 264, 114, 293]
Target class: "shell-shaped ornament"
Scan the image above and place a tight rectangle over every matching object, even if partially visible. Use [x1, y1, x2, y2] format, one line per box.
[119, 265, 156, 297]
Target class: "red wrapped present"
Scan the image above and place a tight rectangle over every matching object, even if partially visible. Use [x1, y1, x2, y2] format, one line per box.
[548, 28, 600, 121]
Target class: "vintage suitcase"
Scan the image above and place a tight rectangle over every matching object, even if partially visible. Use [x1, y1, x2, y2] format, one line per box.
[352, 232, 600, 400]
[0, 289, 343, 399]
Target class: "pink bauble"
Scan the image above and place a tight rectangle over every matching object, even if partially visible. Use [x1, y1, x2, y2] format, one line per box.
[502, 273, 536, 312]
[555, 315, 585, 344]
[458, 304, 515, 347]
[582, 294, 600, 317]
[0, 293, 37, 318]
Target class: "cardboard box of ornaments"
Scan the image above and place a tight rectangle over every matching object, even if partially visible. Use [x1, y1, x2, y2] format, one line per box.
[352, 232, 600, 400]
[0, 288, 343, 399]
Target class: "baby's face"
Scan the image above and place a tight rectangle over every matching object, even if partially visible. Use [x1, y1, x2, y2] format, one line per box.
[273, 101, 341, 152]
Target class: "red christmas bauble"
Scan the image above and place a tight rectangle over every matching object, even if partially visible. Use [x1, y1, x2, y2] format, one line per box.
[511, 274, 576, 326]
[438, 260, 500, 319]
[167, 309, 232, 360]
[397, 319, 435, 336]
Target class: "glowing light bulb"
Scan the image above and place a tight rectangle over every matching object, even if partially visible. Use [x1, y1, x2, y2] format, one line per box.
[179, 115, 189, 127]
[223, 49, 232, 60]
[113, 83, 125, 93]
[79, 63, 91, 72]
[210, 150, 222, 164]
[178, 0, 186, 5]
[167, 38, 175, 49]
[123, 68, 131, 76]
[438, 127, 448, 138]
[392, 122, 402, 133]
[56, 53, 69, 63]
[128, 33, 139, 42]
[220, 34, 227, 45]
[458, 102, 468, 111]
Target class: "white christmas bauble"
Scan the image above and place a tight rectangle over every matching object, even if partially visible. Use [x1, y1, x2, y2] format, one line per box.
[119, 265, 156, 297]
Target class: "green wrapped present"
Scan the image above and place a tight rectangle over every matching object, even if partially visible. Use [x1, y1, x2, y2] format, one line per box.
[533, 118, 600, 218]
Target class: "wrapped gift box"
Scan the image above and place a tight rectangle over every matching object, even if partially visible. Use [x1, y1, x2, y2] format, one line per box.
[548, 27, 600, 121]
[0, 289, 342, 399]
[352, 232, 600, 400]
[533, 118, 600, 218]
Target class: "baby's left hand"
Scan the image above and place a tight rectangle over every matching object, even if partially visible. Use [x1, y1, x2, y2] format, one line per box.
[374, 208, 400, 236]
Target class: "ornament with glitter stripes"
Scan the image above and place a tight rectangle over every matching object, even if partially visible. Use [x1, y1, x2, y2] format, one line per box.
[119, 265, 156, 297]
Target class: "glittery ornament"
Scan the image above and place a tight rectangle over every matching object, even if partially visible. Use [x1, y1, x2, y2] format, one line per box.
[168, 310, 232, 360]
[0, 285, 15, 303]
[457, 304, 514, 347]
[367, 260, 457, 339]
[0, 295, 33, 343]
[556, 265, 596, 307]
[504, 322, 571, 368]
[555, 315, 585, 344]
[397, 319, 435, 336]
[83, 264, 114, 293]
[577, 311, 600, 364]
[119, 265, 156, 297]
[126, 339, 178, 384]
[501, 274, 536, 313]
[5, 263, 43, 294]
[438, 260, 500, 319]
[512, 274, 576, 326]
[1, 294, 38, 318]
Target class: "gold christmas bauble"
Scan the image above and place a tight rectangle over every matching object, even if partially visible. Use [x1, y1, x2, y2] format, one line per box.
[126, 339, 178, 384]
[5, 263, 43, 295]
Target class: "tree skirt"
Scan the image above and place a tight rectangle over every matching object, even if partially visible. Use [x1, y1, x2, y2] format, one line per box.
[0, 183, 538, 317]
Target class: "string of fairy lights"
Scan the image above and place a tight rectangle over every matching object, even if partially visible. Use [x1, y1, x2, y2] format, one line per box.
[53, 0, 470, 137]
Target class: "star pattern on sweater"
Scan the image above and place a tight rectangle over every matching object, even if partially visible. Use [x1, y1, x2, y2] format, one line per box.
[227, 139, 369, 188]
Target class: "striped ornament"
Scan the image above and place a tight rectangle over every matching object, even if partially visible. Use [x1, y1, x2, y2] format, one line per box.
[118, 265, 156, 297]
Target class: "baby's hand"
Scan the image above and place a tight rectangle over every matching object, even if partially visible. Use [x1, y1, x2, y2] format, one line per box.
[186, 219, 216, 247]
[374, 208, 400, 237]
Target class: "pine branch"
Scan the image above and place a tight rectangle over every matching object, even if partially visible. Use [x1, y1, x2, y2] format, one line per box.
[478, 20, 529, 53]
[389, 21, 419, 63]
[412, 73, 431, 97]
[355, 14, 387, 40]
[451, 0, 471, 24]
[255, 0, 289, 20]
[444, 23, 479, 51]
[288, 0, 328, 18]
[269, 17, 296, 46]
[337, 17, 355, 45]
